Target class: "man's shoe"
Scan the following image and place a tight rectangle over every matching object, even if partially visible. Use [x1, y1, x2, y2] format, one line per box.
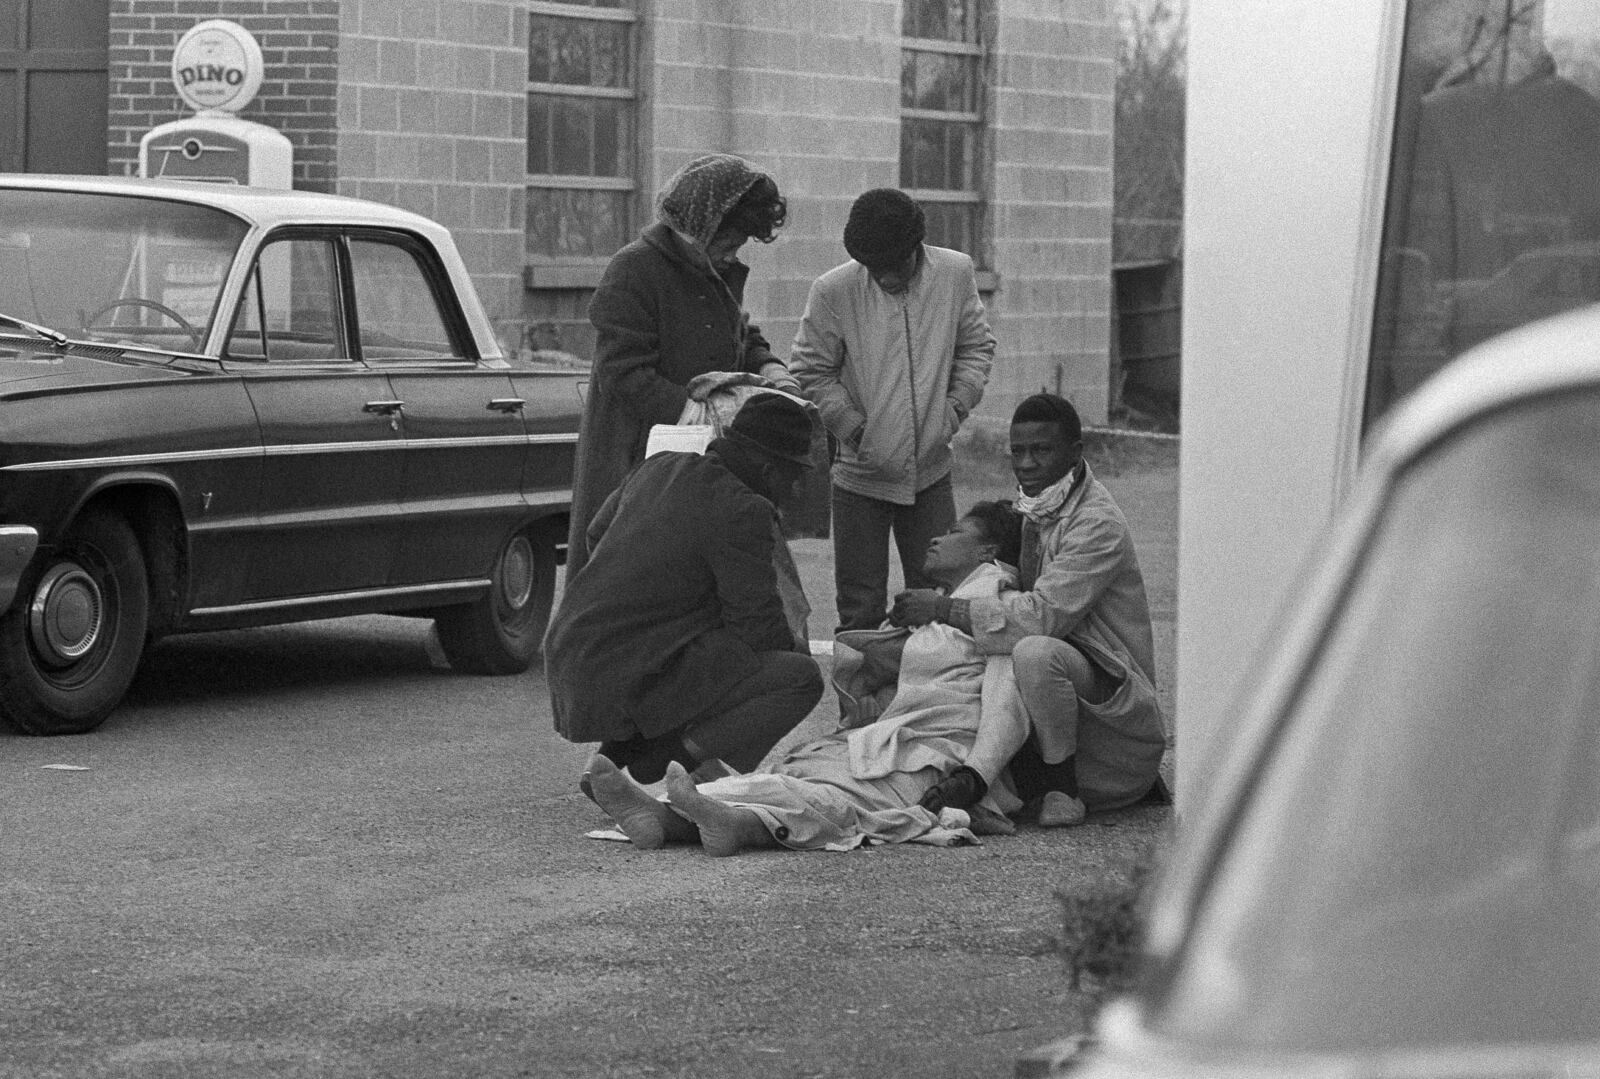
[1038, 790, 1087, 828]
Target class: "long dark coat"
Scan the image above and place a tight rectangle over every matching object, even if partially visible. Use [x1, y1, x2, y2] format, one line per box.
[565, 223, 775, 576]
[545, 448, 795, 744]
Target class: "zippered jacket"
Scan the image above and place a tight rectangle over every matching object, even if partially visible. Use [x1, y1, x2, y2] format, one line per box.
[789, 245, 995, 505]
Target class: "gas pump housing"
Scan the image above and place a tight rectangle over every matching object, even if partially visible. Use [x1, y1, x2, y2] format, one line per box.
[138, 20, 291, 188]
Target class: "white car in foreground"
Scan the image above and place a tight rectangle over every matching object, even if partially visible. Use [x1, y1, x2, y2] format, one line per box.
[1071, 306, 1600, 1078]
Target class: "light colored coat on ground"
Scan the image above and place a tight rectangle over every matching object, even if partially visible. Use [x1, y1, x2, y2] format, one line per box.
[699, 563, 1023, 849]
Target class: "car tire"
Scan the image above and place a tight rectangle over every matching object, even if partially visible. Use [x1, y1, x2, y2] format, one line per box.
[0, 509, 150, 735]
[434, 523, 556, 675]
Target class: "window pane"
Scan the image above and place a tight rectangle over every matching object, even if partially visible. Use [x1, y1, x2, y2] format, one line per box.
[904, 49, 976, 111]
[593, 21, 629, 86]
[534, 95, 630, 177]
[527, 94, 551, 174]
[227, 239, 343, 362]
[551, 97, 595, 174]
[921, 201, 976, 255]
[529, 15, 628, 89]
[901, 117, 975, 190]
[1366, 0, 1600, 427]
[350, 239, 462, 360]
[527, 188, 631, 259]
[904, 0, 974, 42]
[550, 19, 592, 84]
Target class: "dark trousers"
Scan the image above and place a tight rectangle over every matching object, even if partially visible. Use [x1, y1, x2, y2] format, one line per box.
[831, 475, 956, 631]
[685, 650, 824, 772]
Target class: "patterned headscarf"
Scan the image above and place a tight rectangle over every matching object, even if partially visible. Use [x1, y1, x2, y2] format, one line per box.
[656, 153, 769, 251]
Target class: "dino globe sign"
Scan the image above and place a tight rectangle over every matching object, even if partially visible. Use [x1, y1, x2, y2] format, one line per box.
[170, 19, 264, 113]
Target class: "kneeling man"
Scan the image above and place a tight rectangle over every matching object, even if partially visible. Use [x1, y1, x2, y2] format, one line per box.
[893, 393, 1168, 825]
[545, 393, 824, 786]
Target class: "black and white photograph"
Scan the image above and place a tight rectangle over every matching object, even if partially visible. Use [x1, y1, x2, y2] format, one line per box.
[1, 1, 1594, 1077]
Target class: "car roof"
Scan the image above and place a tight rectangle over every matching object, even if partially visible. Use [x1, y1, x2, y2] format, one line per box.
[1364, 301, 1600, 474]
[1142, 300, 1600, 963]
[0, 174, 450, 239]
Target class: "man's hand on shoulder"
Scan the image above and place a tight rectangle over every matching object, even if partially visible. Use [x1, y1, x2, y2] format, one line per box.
[890, 588, 944, 627]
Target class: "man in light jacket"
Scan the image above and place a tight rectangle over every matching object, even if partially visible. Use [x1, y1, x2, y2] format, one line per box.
[789, 188, 996, 631]
[890, 394, 1169, 827]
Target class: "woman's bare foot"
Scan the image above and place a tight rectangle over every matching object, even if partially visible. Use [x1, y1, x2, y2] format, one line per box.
[663, 762, 774, 857]
[585, 755, 694, 849]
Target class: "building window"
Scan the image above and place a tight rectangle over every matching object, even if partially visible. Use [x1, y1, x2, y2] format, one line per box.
[901, 0, 985, 261]
[526, 1, 637, 261]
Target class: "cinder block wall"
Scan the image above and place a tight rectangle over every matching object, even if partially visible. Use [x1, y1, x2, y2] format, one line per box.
[988, 0, 1115, 423]
[648, 0, 1113, 426]
[649, 0, 902, 364]
[107, 0, 339, 191]
[336, 0, 527, 349]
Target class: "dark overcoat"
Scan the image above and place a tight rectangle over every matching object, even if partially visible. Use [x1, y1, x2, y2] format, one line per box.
[565, 223, 775, 576]
[545, 448, 795, 743]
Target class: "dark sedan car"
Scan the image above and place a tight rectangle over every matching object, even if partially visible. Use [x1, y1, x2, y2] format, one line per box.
[1070, 307, 1600, 1077]
[0, 175, 582, 735]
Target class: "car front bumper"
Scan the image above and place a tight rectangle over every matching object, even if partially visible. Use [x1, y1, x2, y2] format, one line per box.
[0, 526, 39, 614]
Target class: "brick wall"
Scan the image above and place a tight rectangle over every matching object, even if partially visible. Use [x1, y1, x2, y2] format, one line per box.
[102, 1, 1113, 400]
[108, 0, 339, 190]
[645, 0, 1114, 425]
[649, 0, 903, 360]
[989, 0, 1115, 423]
[336, 0, 527, 346]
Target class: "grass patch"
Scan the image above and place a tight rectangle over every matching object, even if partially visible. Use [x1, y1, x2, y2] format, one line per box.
[1054, 837, 1164, 1000]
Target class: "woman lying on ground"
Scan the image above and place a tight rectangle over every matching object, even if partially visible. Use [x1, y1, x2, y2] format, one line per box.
[585, 500, 1026, 856]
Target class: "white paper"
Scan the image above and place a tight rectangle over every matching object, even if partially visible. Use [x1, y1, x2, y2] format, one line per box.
[645, 423, 713, 457]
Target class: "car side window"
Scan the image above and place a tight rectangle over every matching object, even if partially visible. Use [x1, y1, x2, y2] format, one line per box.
[349, 237, 467, 362]
[225, 238, 347, 362]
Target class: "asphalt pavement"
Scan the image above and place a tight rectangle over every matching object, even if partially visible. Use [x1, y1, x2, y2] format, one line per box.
[0, 434, 1176, 1079]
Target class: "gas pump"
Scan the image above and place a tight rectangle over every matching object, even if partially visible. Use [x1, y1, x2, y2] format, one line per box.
[139, 19, 291, 188]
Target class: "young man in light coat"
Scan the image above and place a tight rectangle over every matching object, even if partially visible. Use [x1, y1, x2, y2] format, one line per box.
[891, 394, 1169, 826]
[789, 188, 996, 631]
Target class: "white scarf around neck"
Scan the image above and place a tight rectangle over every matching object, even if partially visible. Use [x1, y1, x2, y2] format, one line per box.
[1014, 462, 1082, 523]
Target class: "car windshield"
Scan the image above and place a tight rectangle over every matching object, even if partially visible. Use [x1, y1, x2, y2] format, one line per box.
[0, 189, 247, 351]
[1159, 389, 1600, 1052]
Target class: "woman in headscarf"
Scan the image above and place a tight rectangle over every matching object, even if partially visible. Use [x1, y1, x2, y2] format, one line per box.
[565, 154, 796, 577]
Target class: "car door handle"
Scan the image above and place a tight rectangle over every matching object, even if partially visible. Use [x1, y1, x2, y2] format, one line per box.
[362, 399, 405, 415]
[486, 398, 525, 413]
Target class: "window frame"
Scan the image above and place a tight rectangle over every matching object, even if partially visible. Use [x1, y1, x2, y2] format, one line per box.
[525, 0, 640, 279]
[224, 228, 351, 365]
[900, 3, 989, 267]
[222, 226, 477, 366]
[345, 227, 478, 365]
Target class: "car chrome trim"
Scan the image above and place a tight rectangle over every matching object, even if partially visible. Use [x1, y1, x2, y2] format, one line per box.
[188, 578, 491, 618]
[0, 525, 40, 614]
[0, 433, 576, 472]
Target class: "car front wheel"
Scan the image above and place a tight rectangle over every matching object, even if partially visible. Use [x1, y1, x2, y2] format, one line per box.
[0, 509, 150, 735]
[434, 524, 556, 675]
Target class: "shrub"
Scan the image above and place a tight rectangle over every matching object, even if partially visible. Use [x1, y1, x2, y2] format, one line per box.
[1055, 839, 1164, 998]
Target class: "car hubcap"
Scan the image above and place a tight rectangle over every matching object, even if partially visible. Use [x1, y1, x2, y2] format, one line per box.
[499, 536, 534, 612]
[30, 563, 105, 666]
